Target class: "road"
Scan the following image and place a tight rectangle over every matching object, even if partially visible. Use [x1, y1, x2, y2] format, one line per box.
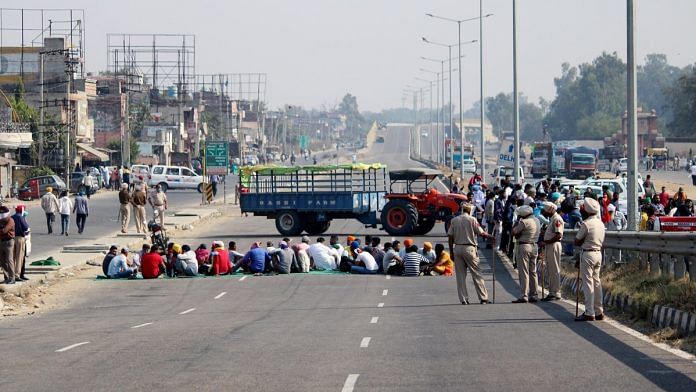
[0, 125, 694, 391]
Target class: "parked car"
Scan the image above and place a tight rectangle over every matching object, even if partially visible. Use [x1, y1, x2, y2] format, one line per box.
[584, 178, 646, 215]
[460, 159, 477, 174]
[148, 165, 204, 192]
[69, 172, 99, 194]
[17, 175, 67, 200]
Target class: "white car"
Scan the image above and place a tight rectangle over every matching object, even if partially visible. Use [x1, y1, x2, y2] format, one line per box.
[148, 165, 204, 193]
[584, 178, 646, 215]
[460, 159, 477, 174]
[618, 158, 627, 172]
[490, 166, 525, 187]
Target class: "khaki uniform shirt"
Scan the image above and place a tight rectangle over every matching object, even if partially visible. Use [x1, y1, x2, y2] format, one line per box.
[544, 213, 565, 242]
[575, 215, 605, 250]
[447, 213, 484, 246]
[149, 191, 167, 207]
[119, 189, 131, 205]
[512, 216, 541, 244]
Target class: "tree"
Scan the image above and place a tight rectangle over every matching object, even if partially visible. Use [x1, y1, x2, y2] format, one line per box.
[544, 53, 627, 139]
[637, 54, 682, 125]
[338, 93, 367, 135]
[666, 67, 696, 137]
[484, 92, 544, 140]
[107, 138, 140, 165]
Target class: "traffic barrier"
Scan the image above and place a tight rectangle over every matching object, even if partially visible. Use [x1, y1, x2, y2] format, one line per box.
[204, 183, 213, 202]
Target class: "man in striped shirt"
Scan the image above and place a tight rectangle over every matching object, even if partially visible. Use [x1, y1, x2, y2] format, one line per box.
[402, 244, 428, 276]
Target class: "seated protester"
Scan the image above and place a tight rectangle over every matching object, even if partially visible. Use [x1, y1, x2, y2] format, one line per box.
[235, 242, 271, 274]
[420, 242, 436, 264]
[430, 243, 454, 276]
[402, 244, 429, 276]
[102, 245, 119, 276]
[209, 241, 231, 275]
[400, 238, 414, 259]
[175, 244, 198, 276]
[351, 247, 379, 274]
[383, 241, 403, 275]
[107, 247, 137, 279]
[273, 241, 296, 274]
[228, 241, 245, 268]
[141, 245, 166, 279]
[329, 235, 345, 258]
[165, 243, 178, 277]
[132, 243, 150, 270]
[195, 244, 210, 265]
[307, 237, 339, 270]
[370, 237, 385, 273]
[266, 241, 277, 255]
[292, 236, 312, 272]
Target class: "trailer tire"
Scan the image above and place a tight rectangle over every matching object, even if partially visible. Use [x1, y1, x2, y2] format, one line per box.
[381, 199, 418, 236]
[413, 218, 436, 235]
[305, 219, 331, 235]
[275, 211, 303, 236]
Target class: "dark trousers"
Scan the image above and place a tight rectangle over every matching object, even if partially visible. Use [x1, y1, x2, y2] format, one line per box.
[76, 213, 87, 233]
[692, 175, 696, 186]
[211, 182, 218, 197]
[45, 213, 55, 233]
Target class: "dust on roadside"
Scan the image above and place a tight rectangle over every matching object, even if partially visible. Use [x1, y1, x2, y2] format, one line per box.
[1, 264, 101, 318]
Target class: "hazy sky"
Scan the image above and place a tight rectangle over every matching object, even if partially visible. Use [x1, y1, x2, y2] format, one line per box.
[3, 1, 695, 112]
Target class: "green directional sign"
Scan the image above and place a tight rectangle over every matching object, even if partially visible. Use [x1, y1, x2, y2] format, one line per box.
[205, 141, 229, 176]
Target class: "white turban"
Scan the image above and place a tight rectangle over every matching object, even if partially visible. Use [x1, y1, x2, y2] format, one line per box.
[517, 205, 534, 218]
[121, 183, 128, 189]
[583, 198, 600, 215]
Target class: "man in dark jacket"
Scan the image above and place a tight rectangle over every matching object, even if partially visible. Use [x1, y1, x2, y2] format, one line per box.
[0, 206, 16, 284]
[12, 205, 30, 281]
[73, 191, 89, 234]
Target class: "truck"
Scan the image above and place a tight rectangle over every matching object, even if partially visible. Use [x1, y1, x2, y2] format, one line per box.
[240, 164, 465, 236]
[531, 142, 552, 178]
[565, 147, 598, 179]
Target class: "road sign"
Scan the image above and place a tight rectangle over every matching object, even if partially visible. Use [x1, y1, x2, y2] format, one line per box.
[497, 138, 516, 167]
[205, 141, 228, 176]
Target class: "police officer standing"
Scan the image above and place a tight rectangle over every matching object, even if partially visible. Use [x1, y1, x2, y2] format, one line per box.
[574, 198, 606, 321]
[541, 202, 564, 301]
[131, 184, 148, 233]
[511, 205, 541, 303]
[118, 183, 131, 233]
[448, 203, 495, 305]
[148, 184, 168, 227]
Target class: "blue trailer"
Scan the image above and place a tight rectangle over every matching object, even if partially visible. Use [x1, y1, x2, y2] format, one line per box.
[240, 164, 388, 235]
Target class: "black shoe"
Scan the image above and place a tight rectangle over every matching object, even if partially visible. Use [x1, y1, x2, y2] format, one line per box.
[511, 298, 528, 304]
[19, 276, 29, 281]
[480, 300, 490, 304]
[529, 297, 539, 303]
[461, 300, 470, 305]
[541, 295, 561, 302]
[5, 279, 15, 284]
[575, 314, 595, 322]
[595, 313, 605, 321]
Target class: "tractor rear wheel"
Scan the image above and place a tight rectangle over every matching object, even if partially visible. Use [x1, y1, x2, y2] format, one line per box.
[381, 199, 418, 236]
[413, 218, 436, 235]
[304, 218, 331, 235]
[275, 211, 303, 236]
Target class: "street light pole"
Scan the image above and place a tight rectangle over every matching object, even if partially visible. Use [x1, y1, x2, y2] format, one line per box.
[479, 0, 486, 180]
[627, 0, 639, 230]
[512, 0, 521, 184]
[458, 20, 465, 180]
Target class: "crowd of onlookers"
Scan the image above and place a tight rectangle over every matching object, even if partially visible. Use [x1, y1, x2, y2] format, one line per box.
[101, 234, 455, 279]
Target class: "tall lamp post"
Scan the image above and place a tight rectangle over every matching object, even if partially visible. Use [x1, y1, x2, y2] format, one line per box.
[422, 37, 476, 175]
[512, 0, 520, 183]
[422, 56, 462, 165]
[426, 12, 492, 180]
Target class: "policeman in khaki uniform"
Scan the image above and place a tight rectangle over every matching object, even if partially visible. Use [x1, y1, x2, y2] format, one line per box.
[574, 197, 606, 322]
[541, 202, 564, 301]
[447, 203, 495, 305]
[148, 185, 168, 227]
[511, 205, 541, 303]
[118, 183, 131, 233]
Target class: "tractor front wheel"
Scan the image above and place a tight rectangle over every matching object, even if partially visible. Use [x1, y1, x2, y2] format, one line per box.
[381, 199, 418, 236]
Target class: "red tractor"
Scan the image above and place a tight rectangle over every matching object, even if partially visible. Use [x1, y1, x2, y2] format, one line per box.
[380, 168, 467, 236]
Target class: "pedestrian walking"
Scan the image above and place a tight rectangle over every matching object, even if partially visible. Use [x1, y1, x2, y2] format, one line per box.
[73, 191, 89, 234]
[447, 203, 495, 305]
[131, 184, 148, 233]
[40, 186, 59, 234]
[0, 205, 16, 284]
[58, 190, 73, 236]
[574, 197, 606, 322]
[234, 183, 240, 205]
[511, 205, 541, 303]
[83, 171, 96, 198]
[11, 205, 30, 281]
[148, 184, 168, 227]
[210, 174, 219, 197]
[110, 167, 120, 191]
[690, 161, 696, 186]
[541, 202, 563, 301]
[118, 183, 132, 233]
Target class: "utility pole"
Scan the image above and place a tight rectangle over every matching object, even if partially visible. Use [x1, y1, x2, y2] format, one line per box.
[449, 46, 454, 173]
[627, 0, 639, 230]
[512, 0, 521, 184]
[458, 20, 465, 180]
[479, 0, 487, 180]
[39, 53, 44, 166]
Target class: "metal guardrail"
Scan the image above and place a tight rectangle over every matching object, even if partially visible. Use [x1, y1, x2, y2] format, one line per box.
[562, 229, 696, 281]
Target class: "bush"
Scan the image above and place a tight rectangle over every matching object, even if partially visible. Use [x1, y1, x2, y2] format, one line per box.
[27, 166, 55, 178]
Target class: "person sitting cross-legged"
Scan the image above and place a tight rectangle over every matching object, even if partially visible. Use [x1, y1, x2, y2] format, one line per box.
[107, 247, 137, 279]
[402, 245, 429, 276]
[350, 246, 379, 274]
[430, 243, 454, 276]
[234, 242, 271, 274]
[272, 241, 297, 274]
[141, 245, 166, 279]
[209, 241, 231, 276]
[175, 244, 198, 276]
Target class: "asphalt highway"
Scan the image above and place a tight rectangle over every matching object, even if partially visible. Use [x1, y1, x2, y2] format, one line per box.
[0, 125, 694, 391]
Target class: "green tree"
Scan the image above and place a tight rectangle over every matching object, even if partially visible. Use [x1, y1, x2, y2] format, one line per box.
[107, 138, 140, 165]
[338, 93, 367, 135]
[484, 92, 544, 140]
[666, 66, 696, 137]
[637, 54, 684, 129]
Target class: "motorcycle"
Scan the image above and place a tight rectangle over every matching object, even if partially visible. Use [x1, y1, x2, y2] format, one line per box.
[148, 221, 169, 251]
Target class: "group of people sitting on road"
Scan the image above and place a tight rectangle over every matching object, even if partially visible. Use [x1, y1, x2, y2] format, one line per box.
[100, 234, 455, 279]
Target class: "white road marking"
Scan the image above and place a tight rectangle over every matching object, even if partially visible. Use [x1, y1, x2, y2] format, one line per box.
[385, 275, 391, 280]
[239, 275, 247, 281]
[179, 308, 196, 315]
[131, 322, 153, 329]
[360, 337, 371, 348]
[377, 302, 384, 308]
[341, 374, 360, 392]
[214, 291, 227, 299]
[382, 289, 388, 296]
[370, 317, 379, 324]
[55, 342, 89, 352]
